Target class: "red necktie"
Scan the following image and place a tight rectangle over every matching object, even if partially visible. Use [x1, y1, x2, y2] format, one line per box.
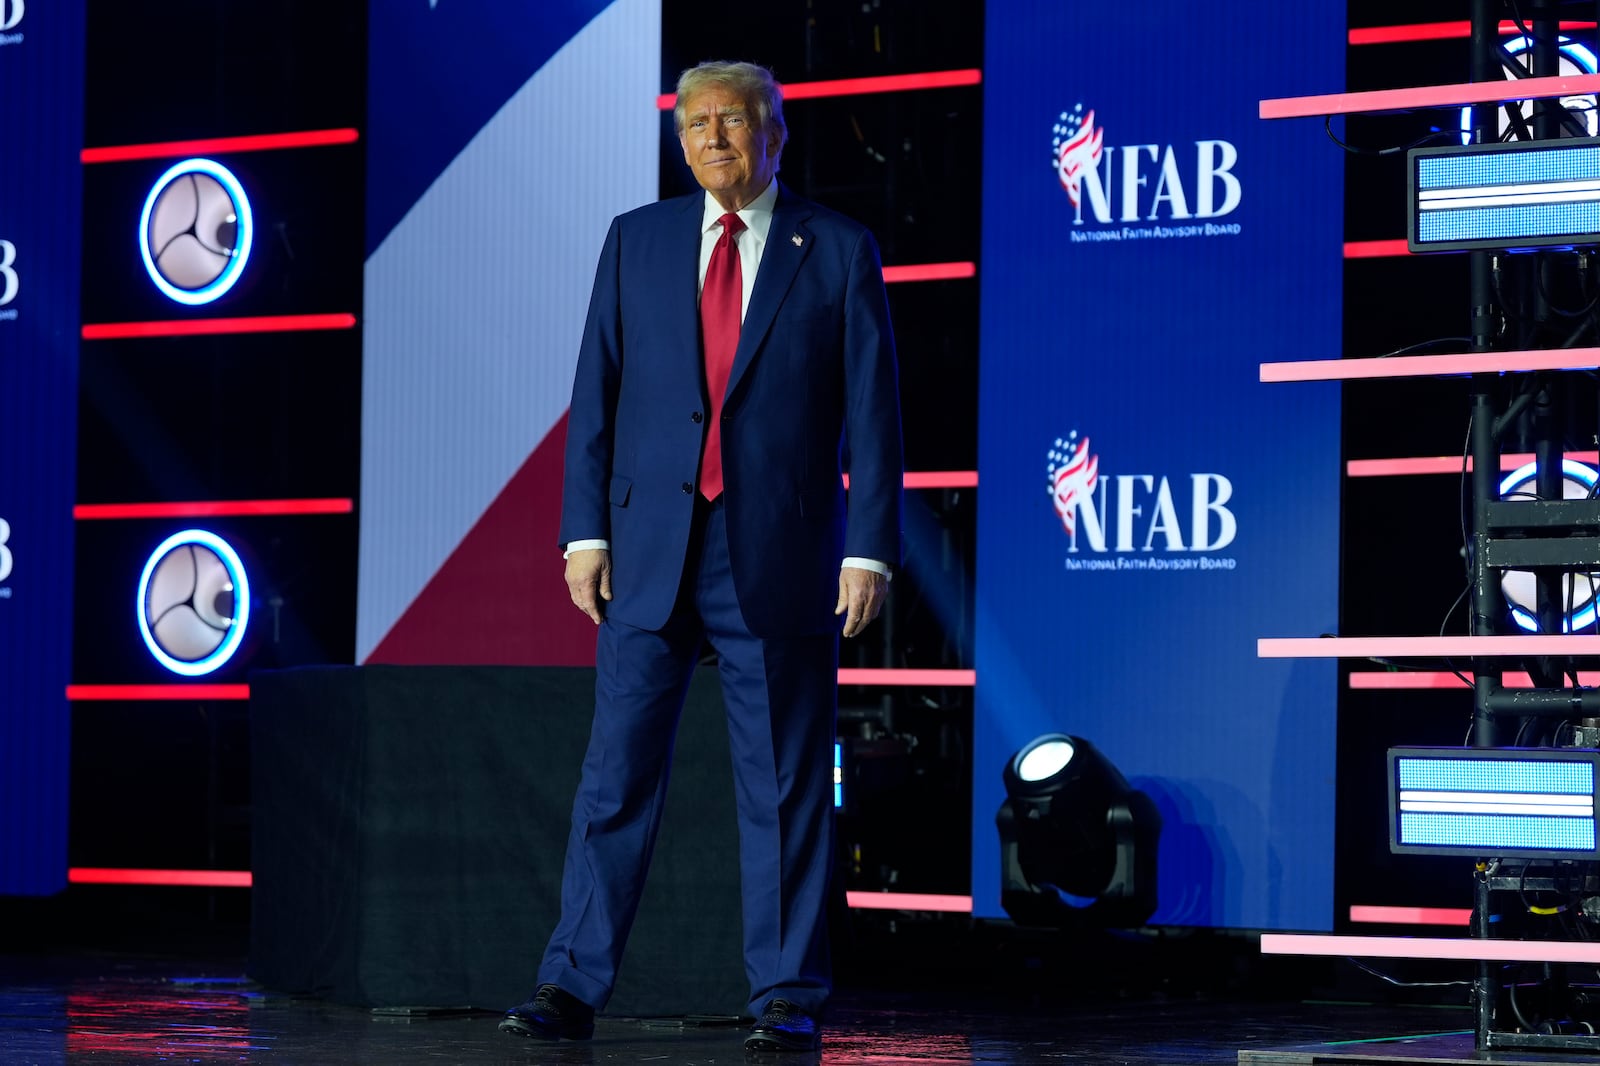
[699, 212, 745, 501]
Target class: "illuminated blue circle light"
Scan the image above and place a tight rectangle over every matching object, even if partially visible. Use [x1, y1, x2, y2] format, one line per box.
[1460, 37, 1599, 145]
[137, 530, 251, 676]
[1499, 460, 1600, 633]
[138, 158, 254, 305]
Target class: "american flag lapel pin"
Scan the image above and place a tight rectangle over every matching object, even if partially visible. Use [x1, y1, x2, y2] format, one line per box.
[791, 233, 804, 247]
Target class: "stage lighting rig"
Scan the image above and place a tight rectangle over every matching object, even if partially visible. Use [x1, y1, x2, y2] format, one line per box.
[996, 733, 1161, 928]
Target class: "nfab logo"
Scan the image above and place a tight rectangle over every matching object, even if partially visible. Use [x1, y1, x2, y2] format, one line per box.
[1047, 432, 1238, 572]
[1052, 104, 1242, 242]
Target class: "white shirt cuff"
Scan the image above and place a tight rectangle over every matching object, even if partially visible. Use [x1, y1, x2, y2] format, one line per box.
[562, 539, 610, 559]
[842, 557, 892, 581]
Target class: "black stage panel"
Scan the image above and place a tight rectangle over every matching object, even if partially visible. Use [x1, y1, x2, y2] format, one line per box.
[249, 665, 745, 1016]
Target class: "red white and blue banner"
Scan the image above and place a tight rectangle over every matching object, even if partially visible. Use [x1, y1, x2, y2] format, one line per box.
[358, 0, 660, 665]
[974, 2, 1345, 929]
[0, 0, 84, 895]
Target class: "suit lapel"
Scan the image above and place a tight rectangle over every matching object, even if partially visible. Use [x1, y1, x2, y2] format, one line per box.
[725, 185, 813, 403]
[669, 194, 705, 372]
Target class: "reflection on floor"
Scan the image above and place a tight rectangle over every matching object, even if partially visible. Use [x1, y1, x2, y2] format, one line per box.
[0, 953, 1488, 1066]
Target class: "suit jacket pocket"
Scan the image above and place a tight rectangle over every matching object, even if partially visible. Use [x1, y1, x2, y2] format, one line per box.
[610, 476, 633, 507]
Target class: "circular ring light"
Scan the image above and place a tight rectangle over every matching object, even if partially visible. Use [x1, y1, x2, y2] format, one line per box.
[139, 158, 254, 305]
[1460, 36, 1598, 144]
[1015, 735, 1076, 784]
[137, 529, 251, 676]
[1498, 459, 1600, 633]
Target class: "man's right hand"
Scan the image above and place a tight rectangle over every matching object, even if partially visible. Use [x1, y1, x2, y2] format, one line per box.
[565, 548, 613, 624]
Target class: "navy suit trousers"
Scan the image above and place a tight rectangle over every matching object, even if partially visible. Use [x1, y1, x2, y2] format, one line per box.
[538, 498, 839, 1017]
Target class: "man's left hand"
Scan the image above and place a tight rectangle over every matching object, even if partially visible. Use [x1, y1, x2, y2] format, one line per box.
[835, 566, 889, 639]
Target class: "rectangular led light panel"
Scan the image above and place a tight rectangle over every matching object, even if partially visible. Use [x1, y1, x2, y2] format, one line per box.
[1409, 138, 1600, 253]
[1389, 746, 1600, 860]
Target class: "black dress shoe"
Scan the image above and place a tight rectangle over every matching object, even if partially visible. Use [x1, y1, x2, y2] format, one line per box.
[499, 983, 595, 1040]
[744, 999, 821, 1052]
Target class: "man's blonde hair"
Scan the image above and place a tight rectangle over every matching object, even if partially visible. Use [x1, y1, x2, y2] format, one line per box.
[674, 60, 788, 163]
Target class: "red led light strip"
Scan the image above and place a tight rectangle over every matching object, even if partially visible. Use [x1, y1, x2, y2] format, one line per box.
[904, 470, 977, 488]
[69, 868, 253, 888]
[1349, 905, 1472, 926]
[657, 68, 982, 110]
[1350, 20, 1597, 46]
[1264, 932, 1600, 963]
[1347, 450, 1600, 478]
[883, 262, 977, 283]
[1262, 347, 1600, 383]
[82, 313, 357, 340]
[1344, 239, 1410, 259]
[1350, 671, 1600, 690]
[68, 673, 969, 698]
[838, 668, 975, 686]
[74, 498, 353, 519]
[66, 868, 968, 910]
[844, 892, 972, 912]
[67, 685, 250, 701]
[843, 471, 978, 489]
[1262, 73, 1600, 120]
[81, 128, 360, 164]
[1261, 635, 1600, 658]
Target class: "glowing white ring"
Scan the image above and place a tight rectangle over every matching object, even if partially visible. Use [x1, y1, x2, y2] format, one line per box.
[136, 529, 251, 676]
[1459, 36, 1599, 145]
[1499, 460, 1600, 633]
[138, 158, 254, 305]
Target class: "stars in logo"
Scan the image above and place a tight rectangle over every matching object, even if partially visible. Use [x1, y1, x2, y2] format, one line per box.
[1051, 105, 1088, 170]
[1051, 104, 1103, 209]
[1046, 431, 1080, 490]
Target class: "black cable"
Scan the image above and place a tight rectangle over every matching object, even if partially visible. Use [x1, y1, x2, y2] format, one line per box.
[1493, 386, 1536, 439]
[1537, 261, 1599, 319]
[1375, 336, 1474, 359]
[1345, 958, 1471, 989]
[1494, 9, 1592, 139]
[1323, 115, 1451, 156]
[1510, 967, 1538, 1032]
[1439, 581, 1477, 691]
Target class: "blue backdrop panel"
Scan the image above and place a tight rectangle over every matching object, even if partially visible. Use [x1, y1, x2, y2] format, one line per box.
[974, 2, 1344, 929]
[0, 1, 84, 896]
[365, 0, 614, 257]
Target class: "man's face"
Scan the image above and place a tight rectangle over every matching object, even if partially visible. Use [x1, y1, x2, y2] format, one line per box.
[679, 85, 779, 212]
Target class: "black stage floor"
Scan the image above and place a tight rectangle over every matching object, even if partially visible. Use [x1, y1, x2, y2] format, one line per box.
[0, 952, 1523, 1066]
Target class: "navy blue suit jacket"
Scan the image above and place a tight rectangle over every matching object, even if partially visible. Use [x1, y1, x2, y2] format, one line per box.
[559, 183, 903, 638]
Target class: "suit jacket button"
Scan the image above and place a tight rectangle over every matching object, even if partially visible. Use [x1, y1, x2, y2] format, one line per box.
[691, 411, 703, 423]
[681, 482, 693, 494]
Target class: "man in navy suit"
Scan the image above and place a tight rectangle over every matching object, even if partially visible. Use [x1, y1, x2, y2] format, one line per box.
[500, 61, 902, 1053]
